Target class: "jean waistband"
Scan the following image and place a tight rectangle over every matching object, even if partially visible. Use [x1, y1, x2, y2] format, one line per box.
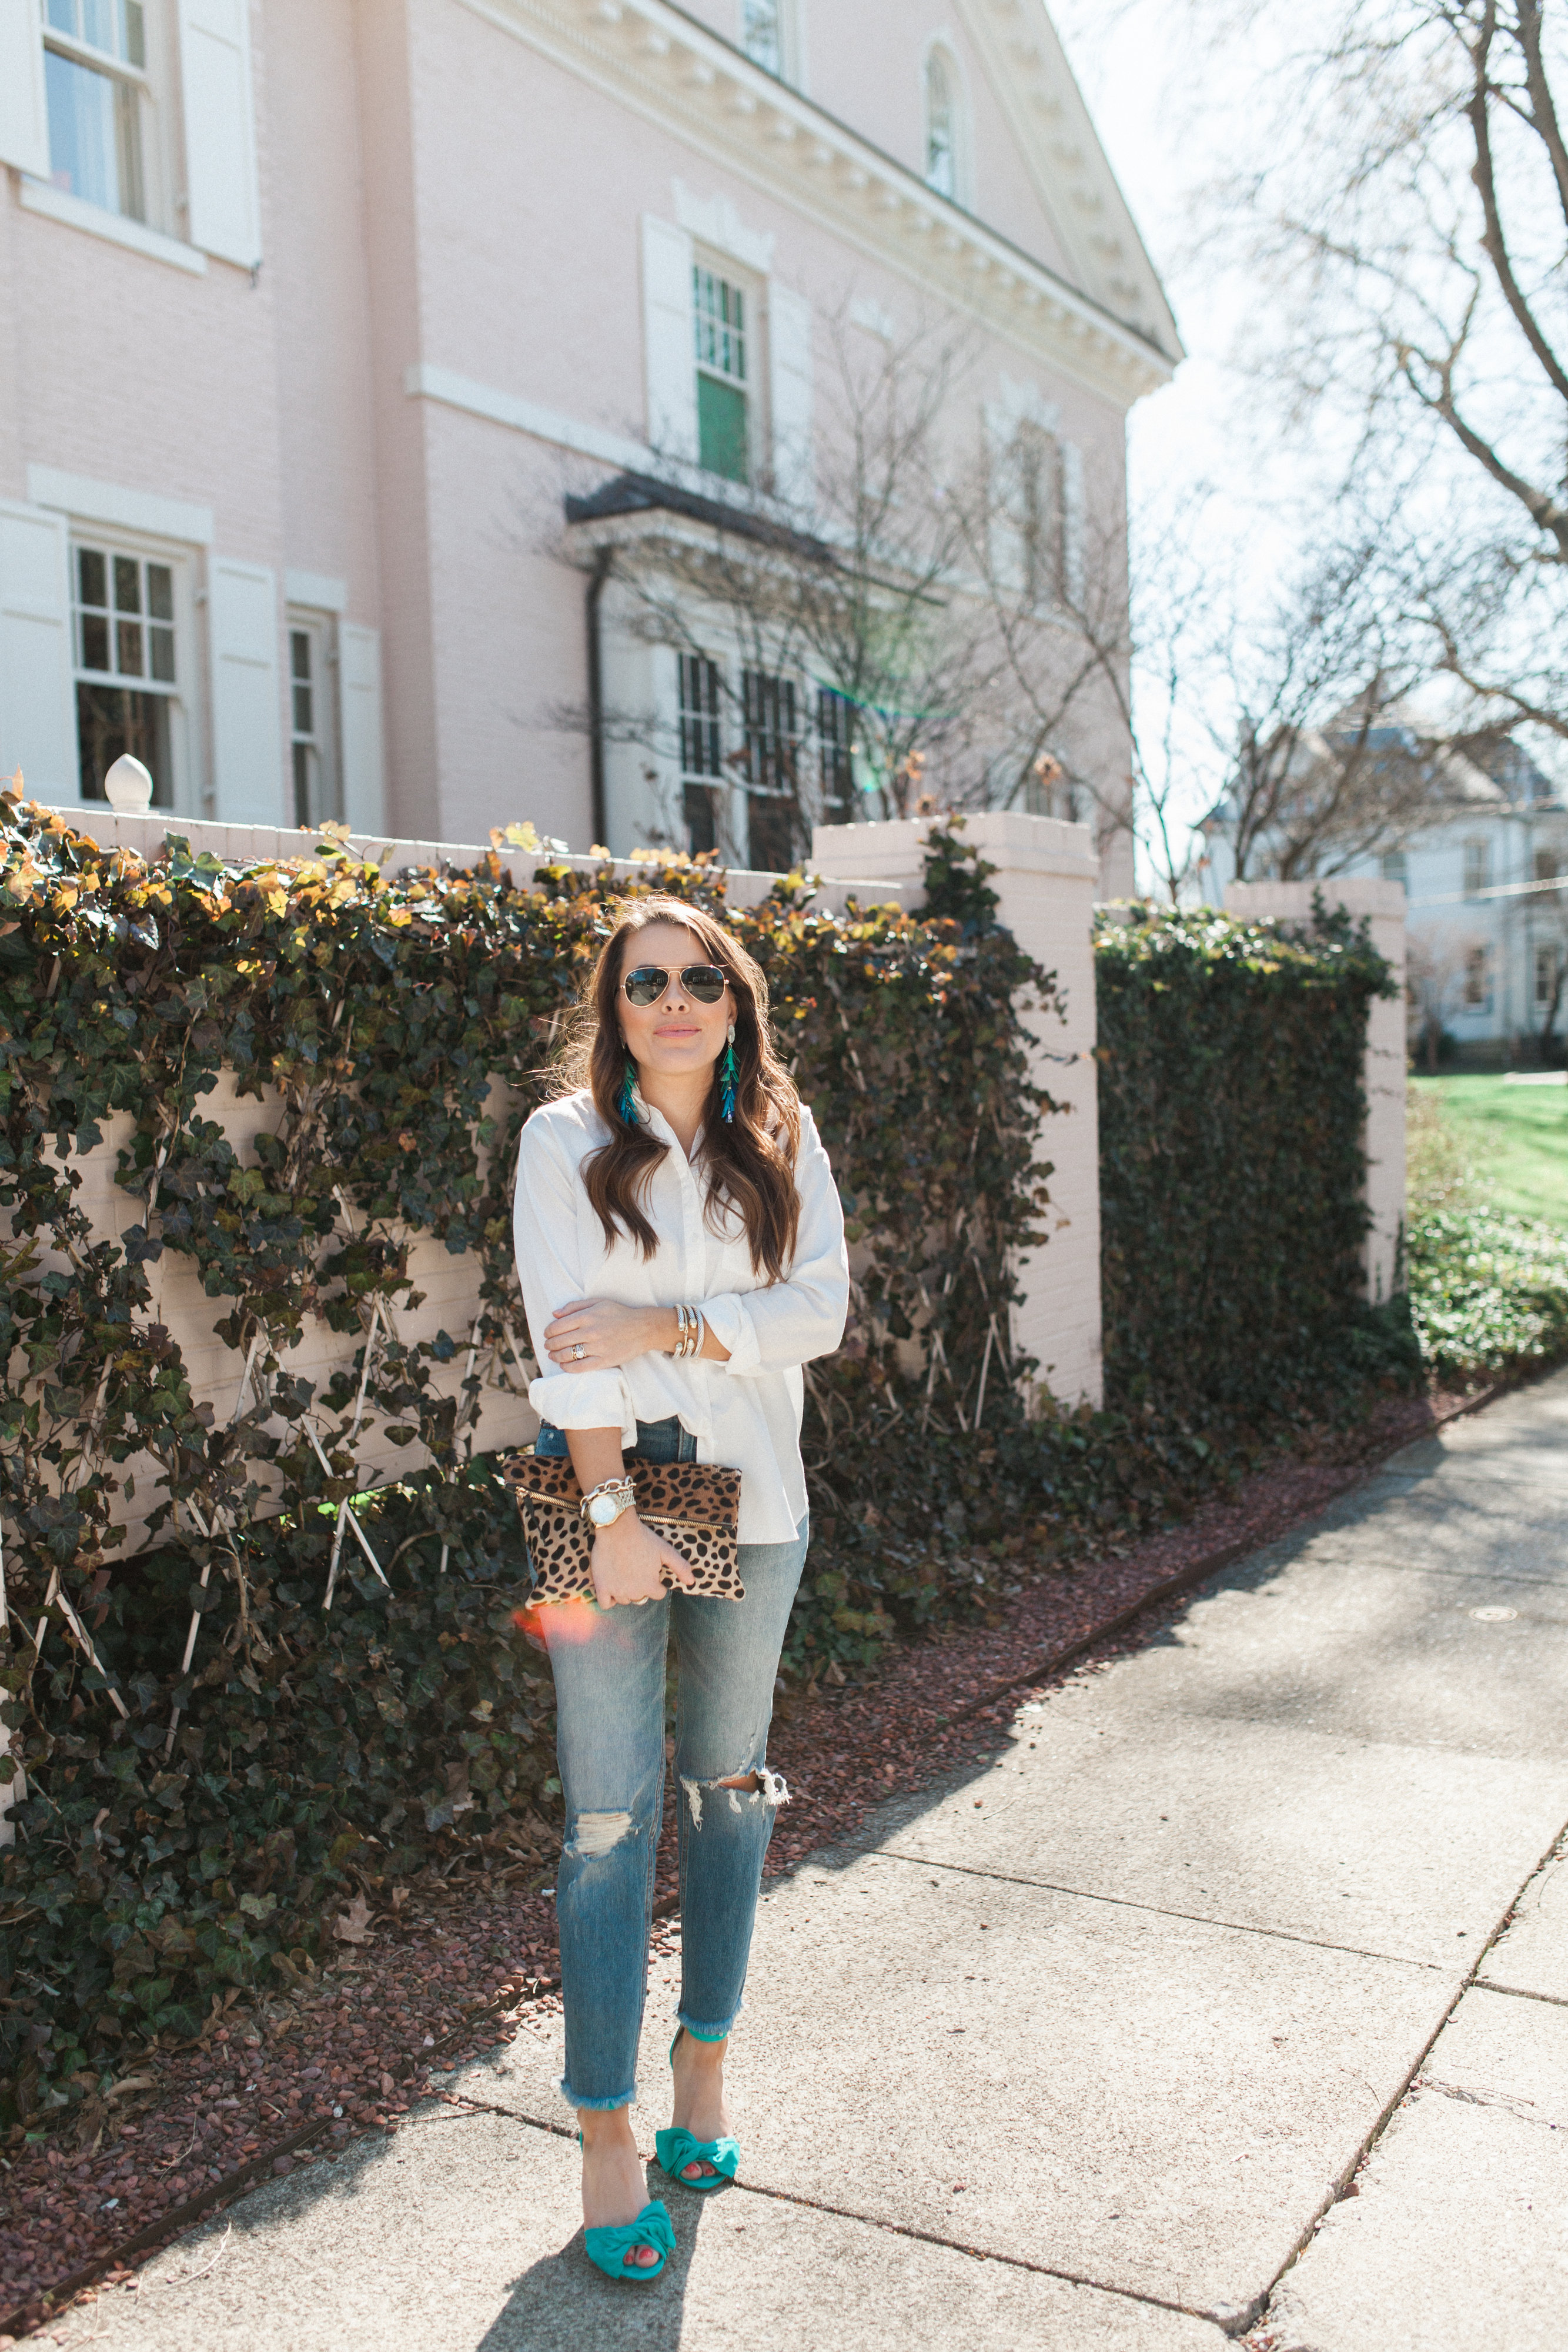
[534, 1415, 696, 1465]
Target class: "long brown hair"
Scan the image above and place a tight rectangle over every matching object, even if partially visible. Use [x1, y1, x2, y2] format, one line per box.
[553, 896, 802, 1280]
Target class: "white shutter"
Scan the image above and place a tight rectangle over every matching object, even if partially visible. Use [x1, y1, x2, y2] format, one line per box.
[641, 215, 697, 465]
[1061, 440, 1086, 608]
[339, 622, 385, 834]
[0, 501, 77, 803]
[177, 0, 262, 268]
[208, 557, 284, 823]
[767, 280, 814, 512]
[983, 405, 1027, 599]
[0, 0, 48, 178]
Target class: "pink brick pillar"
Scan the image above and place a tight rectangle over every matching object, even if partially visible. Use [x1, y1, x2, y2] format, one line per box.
[812, 813, 1104, 1409]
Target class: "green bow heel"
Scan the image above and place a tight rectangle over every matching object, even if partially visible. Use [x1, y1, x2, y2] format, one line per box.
[583, 2199, 675, 2283]
[656, 2029, 740, 2191]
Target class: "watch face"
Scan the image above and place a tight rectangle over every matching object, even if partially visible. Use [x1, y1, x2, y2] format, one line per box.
[588, 1494, 620, 1527]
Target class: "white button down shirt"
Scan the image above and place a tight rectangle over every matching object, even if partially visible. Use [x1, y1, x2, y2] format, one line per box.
[512, 1091, 850, 1544]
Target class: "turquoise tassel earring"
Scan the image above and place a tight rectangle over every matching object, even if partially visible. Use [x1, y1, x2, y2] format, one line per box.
[719, 1024, 738, 1124]
[618, 1053, 638, 1125]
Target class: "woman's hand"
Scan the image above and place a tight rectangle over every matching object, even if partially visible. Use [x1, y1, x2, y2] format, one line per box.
[590, 1512, 696, 1607]
[544, 1298, 665, 1373]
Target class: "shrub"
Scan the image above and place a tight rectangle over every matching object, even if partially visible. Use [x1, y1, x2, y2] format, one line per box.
[1095, 901, 1413, 1412]
[1406, 1207, 1568, 1377]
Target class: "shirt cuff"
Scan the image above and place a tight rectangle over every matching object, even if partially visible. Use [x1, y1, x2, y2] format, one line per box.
[527, 1368, 637, 1445]
[701, 1294, 763, 1379]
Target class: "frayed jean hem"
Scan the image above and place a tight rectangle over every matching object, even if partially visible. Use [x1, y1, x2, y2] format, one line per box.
[561, 2079, 637, 2113]
[677, 2010, 738, 2043]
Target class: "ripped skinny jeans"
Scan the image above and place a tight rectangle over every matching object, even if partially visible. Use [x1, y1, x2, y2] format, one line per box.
[534, 1415, 808, 2112]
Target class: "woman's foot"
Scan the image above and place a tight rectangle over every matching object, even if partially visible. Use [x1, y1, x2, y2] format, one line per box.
[579, 2108, 661, 2271]
[670, 2027, 733, 2183]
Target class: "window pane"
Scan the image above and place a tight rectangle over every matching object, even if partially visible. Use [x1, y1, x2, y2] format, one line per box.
[46, 0, 78, 35]
[293, 683, 313, 735]
[82, 0, 116, 54]
[78, 546, 107, 608]
[76, 683, 170, 806]
[748, 795, 798, 873]
[693, 269, 745, 381]
[123, 0, 145, 68]
[743, 669, 798, 792]
[116, 617, 143, 674]
[684, 783, 717, 857]
[697, 374, 749, 483]
[678, 653, 723, 776]
[146, 563, 173, 622]
[46, 49, 119, 211]
[148, 624, 175, 683]
[80, 612, 111, 671]
[290, 630, 312, 683]
[742, 0, 781, 74]
[927, 58, 955, 195]
[293, 741, 316, 828]
[112, 554, 140, 613]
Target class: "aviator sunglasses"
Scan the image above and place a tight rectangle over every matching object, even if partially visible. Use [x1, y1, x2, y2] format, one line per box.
[621, 963, 730, 1007]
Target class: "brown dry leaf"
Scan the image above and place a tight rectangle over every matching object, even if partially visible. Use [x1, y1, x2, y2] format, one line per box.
[106, 2074, 158, 2101]
[332, 1892, 373, 1946]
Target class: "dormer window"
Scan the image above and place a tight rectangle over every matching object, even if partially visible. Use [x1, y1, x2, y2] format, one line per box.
[925, 52, 956, 198]
[741, 0, 783, 75]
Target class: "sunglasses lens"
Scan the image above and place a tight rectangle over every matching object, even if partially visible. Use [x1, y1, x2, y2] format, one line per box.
[684, 966, 727, 1002]
[623, 966, 665, 1005]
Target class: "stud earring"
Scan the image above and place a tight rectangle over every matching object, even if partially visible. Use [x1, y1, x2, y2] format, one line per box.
[718, 1022, 738, 1124]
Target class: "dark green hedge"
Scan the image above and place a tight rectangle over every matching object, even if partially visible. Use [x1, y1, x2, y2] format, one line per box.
[1095, 903, 1415, 1411]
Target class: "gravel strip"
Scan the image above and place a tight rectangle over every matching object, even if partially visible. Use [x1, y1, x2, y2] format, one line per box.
[0, 1383, 1479, 2338]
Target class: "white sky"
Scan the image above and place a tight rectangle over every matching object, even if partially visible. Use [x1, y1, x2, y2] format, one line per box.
[1051, 2, 1235, 505]
[1049, 0, 1340, 880]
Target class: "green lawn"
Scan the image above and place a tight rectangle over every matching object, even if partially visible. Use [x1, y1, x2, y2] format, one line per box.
[1410, 1075, 1568, 1228]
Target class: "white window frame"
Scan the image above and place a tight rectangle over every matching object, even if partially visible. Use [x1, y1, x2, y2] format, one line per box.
[285, 606, 342, 831]
[922, 37, 973, 210]
[66, 520, 197, 813]
[738, 0, 802, 86]
[39, 0, 179, 239]
[1462, 943, 1491, 1011]
[1462, 837, 1491, 900]
[693, 249, 763, 488]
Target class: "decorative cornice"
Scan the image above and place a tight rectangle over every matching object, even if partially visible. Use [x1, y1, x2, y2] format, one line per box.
[450, 0, 1176, 408]
[954, 0, 1182, 360]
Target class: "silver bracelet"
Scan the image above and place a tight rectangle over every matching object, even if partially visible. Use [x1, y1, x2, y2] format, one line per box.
[669, 1302, 704, 1359]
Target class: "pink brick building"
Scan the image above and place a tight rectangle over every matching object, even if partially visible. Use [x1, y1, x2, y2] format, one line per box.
[0, 0, 1177, 884]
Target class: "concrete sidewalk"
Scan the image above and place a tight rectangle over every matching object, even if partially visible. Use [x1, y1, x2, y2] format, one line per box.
[49, 1369, 1568, 2351]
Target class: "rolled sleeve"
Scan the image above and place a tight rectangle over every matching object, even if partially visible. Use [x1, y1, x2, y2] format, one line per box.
[705, 1111, 848, 1381]
[526, 1365, 636, 1440]
[514, 1113, 637, 1442]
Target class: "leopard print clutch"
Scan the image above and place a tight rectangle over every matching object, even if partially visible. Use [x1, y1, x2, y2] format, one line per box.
[502, 1451, 745, 1604]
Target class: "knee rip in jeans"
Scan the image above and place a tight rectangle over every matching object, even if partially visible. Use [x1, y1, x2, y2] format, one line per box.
[566, 1810, 634, 1859]
[680, 1764, 790, 1829]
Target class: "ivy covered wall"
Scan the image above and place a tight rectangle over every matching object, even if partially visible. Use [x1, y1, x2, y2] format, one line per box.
[0, 793, 1055, 2115]
[1095, 903, 1407, 1411]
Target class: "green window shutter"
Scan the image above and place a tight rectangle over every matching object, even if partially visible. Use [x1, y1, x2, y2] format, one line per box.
[698, 375, 750, 485]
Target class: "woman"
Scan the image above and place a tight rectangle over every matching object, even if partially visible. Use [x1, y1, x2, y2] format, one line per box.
[511, 894, 848, 2281]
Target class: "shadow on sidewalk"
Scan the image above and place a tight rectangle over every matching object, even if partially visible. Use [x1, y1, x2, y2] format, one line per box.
[476, 2171, 708, 2350]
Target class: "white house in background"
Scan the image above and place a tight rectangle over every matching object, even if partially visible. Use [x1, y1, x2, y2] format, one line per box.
[0, 0, 1178, 885]
[1203, 733, 1568, 1062]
